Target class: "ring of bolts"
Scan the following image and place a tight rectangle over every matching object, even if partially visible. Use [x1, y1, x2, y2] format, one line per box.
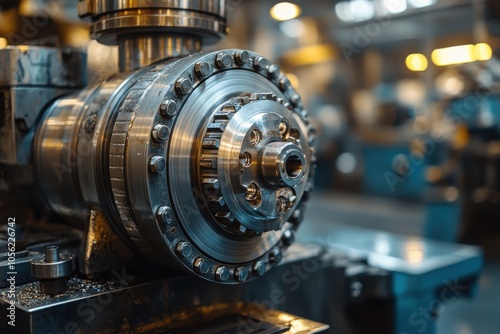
[109, 49, 314, 282]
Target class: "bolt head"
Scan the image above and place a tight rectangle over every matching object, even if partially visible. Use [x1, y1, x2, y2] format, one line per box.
[279, 77, 291, 91]
[214, 266, 230, 282]
[254, 56, 268, 70]
[234, 267, 248, 282]
[175, 78, 192, 95]
[268, 65, 280, 79]
[160, 100, 178, 118]
[235, 50, 250, 65]
[194, 258, 210, 274]
[149, 156, 166, 173]
[290, 93, 302, 106]
[282, 229, 295, 246]
[216, 53, 232, 68]
[152, 124, 170, 142]
[175, 241, 193, 258]
[252, 261, 266, 276]
[269, 248, 282, 264]
[195, 61, 212, 78]
[156, 206, 173, 224]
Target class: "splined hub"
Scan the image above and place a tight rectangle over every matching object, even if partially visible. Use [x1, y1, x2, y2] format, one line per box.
[35, 49, 315, 284]
[199, 93, 310, 235]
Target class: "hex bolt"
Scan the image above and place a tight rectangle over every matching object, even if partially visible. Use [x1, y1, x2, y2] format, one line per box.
[254, 56, 268, 71]
[149, 156, 166, 173]
[252, 261, 266, 276]
[268, 64, 280, 79]
[278, 120, 289, 138]
[31, 246, 73, 295]
[279, 77, 291, 91]
[282, 229, 295, 246]
[159, 99, 178, 118]
[235, 50, 250, 65]
[216, 52, 232, 68]
[156, 206, 174, 224]
[234, 267, 249, 282]
[269, 248, 282, 264]
[195, 61, 212, 78]
[151, 124, 170, 142]
[214, 266, 230, 282]
[175, 241, 193, 258]
[290, 93, 301, 106]
[175, 78, 192, 95]
[194, 257, 210, 274]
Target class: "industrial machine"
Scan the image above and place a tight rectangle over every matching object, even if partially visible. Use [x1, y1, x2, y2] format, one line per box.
[0, 1, 483, 333]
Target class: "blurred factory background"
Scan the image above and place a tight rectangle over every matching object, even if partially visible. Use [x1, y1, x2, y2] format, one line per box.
[1, 0, 499, 333]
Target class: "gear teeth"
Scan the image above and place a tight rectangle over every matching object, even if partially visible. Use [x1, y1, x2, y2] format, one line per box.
[210, 196, 226, 207]
[199, 92, 311, 236]
[202, 178, 220, 192]
[203, 138, 220, 149]
[215, 211, 235, 224]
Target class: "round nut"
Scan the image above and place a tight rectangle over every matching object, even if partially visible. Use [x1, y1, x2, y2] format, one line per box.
[195, 61, 212, 78]
[159, 100, 178, 118]
[156, 206, 174, 224]
[175, 241, 193, 258]
[175, 78, 192, 95]
[252, 261, 266, 276]
[216, 52, 232, 68]
[151, 124, 170, 142]
[194, 258, 210, 274]
[234, 267, 249, 282]
[214, 266, 230, 282]
[235, 50, 250, 65]
[149, 156, 166, 173]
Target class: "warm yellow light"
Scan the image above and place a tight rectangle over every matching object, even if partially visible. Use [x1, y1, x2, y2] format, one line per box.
[431, 43, 493, 66]
[282, 44, 337, 66]
[432, 45, 475, 66]
[285, 73, 300, 89]
[270, 2, 301, 21]
[0, 38, 7, 49]
[405, 53, 428, 72]
[474, 43, 493, 61]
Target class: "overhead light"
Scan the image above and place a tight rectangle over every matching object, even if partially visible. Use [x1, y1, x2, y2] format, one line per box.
[282, 44, 337, 66]
[405, 53, 428, 71]
[382, 0, 407, 14]
[474, 43, 493, 61]
[335, 0, 375, 22]
[408, 0, 435, 8]
[431, 43, 493, 66]
[279, 19, 305, 38]
[270, 2, 302, 21]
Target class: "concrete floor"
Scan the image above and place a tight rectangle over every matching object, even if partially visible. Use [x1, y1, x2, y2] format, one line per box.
[300, 192, 500, 334]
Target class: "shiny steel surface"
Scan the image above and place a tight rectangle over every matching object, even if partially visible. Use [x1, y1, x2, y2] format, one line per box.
[80, 0, 227, 71]
[118, 34, 202, 72]
[0, 46, 86, 87]
[33, 49, 313, 283]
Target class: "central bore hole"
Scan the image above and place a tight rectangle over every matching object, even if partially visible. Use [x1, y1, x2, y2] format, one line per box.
[285, 154, 303, 178]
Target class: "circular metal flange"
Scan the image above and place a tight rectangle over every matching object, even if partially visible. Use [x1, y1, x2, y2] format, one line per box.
[98, 49, 315, 284]
[198, 93, 309, 235]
